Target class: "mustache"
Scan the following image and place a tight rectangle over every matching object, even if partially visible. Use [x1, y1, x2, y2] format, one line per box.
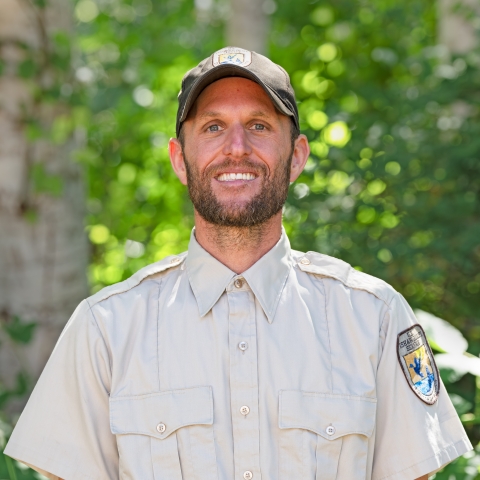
[204, 158, 268, 178]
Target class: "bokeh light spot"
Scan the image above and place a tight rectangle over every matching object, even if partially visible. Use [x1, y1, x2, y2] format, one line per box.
[367, 179, 387, 195]
[310, 6, 334, 26]
[89, 225, 110, 244]
[378, 248, 393, 263]
[385, 161, 401, 175]
[75, 0, 99, 23]
[118, 163, 137, 184]
[322, 121, 351, 147]
[307, 110, 328, 130]
[133, 86, 154, 107]
[317, 43, 338, 63]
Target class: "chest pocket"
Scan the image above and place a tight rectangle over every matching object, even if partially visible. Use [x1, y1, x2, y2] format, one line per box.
[279, 390, 376, 480]
[110, 386, 218, 480]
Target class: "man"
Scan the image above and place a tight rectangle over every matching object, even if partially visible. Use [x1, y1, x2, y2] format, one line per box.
[4, 46, 472, 480]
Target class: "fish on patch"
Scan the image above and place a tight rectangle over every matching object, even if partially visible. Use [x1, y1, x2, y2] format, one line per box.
[397, 324, 440, 405]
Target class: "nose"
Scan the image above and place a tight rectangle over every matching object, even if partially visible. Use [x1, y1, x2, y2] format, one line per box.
[222, 123, 252, 159]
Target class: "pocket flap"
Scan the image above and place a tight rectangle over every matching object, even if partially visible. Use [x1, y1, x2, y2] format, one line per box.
[110, 386, 213, 439]
[279, 390, 376, 440]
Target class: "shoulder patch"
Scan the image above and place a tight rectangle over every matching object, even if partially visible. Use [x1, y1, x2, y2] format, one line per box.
[397, 324, 439, 405]
[87, 253, 187, 307]
[296, 251, 396, 306]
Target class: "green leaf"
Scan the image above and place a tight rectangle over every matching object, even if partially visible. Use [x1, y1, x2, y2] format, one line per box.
[18, 59, 36, 79]
[0, 372, 31, 411]
[3, 316, 37, 344]
[25, 121, 43, 142]
[449, 393, 473, 416]
[33, 0, 47, 8]
[30, 164, 64, 197]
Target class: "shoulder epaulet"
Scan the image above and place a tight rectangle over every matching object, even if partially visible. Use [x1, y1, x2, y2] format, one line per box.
[86, 252, 187, 307]
[295, 250, 396, 306]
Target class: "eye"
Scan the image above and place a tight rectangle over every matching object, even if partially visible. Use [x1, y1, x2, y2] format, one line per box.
[252, 124, 265, 131]
[207, 124, 221, 132]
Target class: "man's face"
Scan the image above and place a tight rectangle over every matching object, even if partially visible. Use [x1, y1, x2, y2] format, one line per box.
[171, 77, 305, 227]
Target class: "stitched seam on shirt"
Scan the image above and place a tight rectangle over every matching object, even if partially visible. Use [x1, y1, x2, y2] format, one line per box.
[306, 270, 394, 309]
[88, 263, 179, 308]
[320, 277, 334, 393]
[85, 300, 113, 384]
[5, 441, 100, 480]
[156, 278, 163, 392]
[375, 436, 471, 480]
[377, 300, 393, 369]
[293, 391, 376, 401]
[268, 258, 293, 321]
[110, 385, 213, 400]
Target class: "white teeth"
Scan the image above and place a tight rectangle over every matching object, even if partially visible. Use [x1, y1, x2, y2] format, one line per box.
[217, 173, 256, 182]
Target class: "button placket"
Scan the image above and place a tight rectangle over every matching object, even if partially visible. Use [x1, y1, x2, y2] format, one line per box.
[227, 287, 261, 479]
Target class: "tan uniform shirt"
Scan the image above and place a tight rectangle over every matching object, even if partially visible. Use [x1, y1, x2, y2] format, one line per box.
[5, 230, 472, 480]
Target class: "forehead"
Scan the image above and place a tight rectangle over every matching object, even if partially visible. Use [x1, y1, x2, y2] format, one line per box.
[193, 77, 277, 115]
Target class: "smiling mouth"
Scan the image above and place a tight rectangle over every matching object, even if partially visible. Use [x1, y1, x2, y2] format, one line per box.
[216, 173, 258, 182]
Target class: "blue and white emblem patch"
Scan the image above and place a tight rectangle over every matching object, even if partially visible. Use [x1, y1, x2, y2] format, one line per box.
[397, 324, 439, 405]
[212, 47, 252, 67]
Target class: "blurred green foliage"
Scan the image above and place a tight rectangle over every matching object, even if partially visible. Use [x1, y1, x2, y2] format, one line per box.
[1, 0, 480, 478]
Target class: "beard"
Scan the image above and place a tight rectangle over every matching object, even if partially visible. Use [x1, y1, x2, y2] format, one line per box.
[184, 151, 293, 227]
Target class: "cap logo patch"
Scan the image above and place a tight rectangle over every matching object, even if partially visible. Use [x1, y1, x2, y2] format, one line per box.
[213, 47, 252, 67]
[397, 324, 439, 405]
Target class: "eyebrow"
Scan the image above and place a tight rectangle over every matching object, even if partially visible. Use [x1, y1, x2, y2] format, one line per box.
[198, 110, 271, 119]
[198, 111, 222, 119]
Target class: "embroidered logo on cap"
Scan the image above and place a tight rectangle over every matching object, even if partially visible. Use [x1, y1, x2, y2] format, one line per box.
[397, 324, 439, 405]
[212, 47, 252, 67]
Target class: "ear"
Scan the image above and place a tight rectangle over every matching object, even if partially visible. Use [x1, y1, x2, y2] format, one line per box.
[289, 134, 310, 182]
[169, 137, 188, 185]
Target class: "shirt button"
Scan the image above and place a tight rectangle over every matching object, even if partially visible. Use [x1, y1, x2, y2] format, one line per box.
[234, 278, 244, 288]
[240, 405, 250, 416]
[243, 471, 253, 480]
[325, 425, 335, 436]
[238, 341, 248, 352]
[300, 257, 311, 265]
[156, 423, 166, 433]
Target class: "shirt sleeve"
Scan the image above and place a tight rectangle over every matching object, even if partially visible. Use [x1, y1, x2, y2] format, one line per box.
[372, 292, 473, 480]
[3, 300, 119, 480]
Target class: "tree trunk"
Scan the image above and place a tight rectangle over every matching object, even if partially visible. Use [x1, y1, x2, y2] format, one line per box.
[226, 0, 269, 54]
[438, 0, 479, 53]
[0, 0, 88, 412]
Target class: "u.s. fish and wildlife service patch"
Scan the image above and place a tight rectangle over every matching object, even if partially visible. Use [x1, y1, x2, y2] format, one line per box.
[397, 324, 439, 405]
[212, 47, 252, 67]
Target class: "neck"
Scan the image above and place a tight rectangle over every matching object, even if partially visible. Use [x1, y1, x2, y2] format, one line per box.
[193, 211, 283, 274]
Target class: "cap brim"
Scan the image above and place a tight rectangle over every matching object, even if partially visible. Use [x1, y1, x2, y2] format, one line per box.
[178, 64, 295, 133]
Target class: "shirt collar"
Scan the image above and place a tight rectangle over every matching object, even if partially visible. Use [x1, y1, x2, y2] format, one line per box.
[185, 228, 293, 323]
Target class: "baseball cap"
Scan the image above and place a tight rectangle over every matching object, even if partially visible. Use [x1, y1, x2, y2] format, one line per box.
[176, 46, 299, 137]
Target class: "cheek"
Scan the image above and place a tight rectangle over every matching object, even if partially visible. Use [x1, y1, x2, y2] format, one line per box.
[186, 143, 221, 173]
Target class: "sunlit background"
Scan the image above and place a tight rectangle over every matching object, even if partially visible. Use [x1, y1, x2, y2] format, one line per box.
[0, 0, 480, 477]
